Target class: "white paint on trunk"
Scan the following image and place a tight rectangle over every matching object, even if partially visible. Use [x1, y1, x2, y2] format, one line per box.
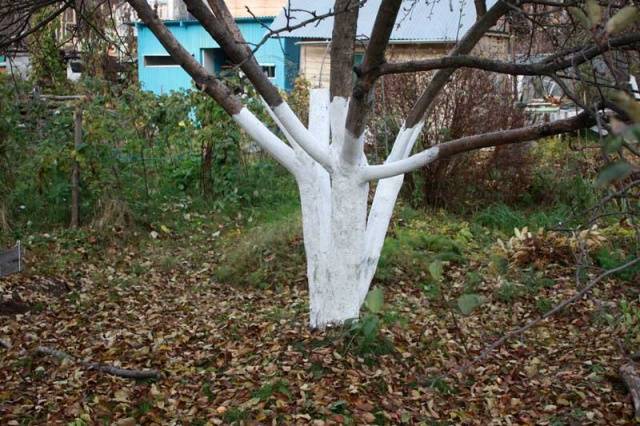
[297, 89, 333, 328]
[273, 102, 332, 169]
[362, 142, 440, 181]
[233, 108, 298, 174]
[309, 89, 331, 148]
[304, 93, 372, 328]
[260, 98, 304, 161]
[314, 165, 369, 327]
[363, 123, 425, 289]
[329, 96, 349, 153]
[236, 96, 427, 329]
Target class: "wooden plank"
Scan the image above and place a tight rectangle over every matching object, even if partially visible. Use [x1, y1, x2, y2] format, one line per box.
[0, 242, 22, 277]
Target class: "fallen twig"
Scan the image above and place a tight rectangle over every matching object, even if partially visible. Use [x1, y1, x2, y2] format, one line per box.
[449, 258, 639, 377]
[0, 339, 161, 380]
[35, 346, 161, 380]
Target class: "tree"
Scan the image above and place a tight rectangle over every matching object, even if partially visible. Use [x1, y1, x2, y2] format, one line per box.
[125, 0, 640, 328]
[6, 0, 638, 328]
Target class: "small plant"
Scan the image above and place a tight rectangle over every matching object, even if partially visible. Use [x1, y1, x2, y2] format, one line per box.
[253, 379, 290, 403]
[457, 293, 487, 316]
[595, 248, 640, 281]
[202, 382, 214, 402]
[342, 287, 394, 361]
[536, 297, 553, 314]
[496, 281, 523, 303]
[618, 298, 640, 349]
[522, 269, 555, 294]
[464, 271, 483, 292]
[223, 407, 248, 424]
[425, 376, 457, 395]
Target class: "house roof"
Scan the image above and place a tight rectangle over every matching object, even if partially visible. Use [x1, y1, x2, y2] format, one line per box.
[270, 0, 501, 43]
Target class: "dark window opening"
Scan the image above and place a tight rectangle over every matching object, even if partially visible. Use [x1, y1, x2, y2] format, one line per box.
[144, 55, 178, 67]
[261, 65, 276, 79]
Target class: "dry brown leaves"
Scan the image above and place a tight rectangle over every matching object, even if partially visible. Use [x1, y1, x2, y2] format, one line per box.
[0, 230, 636, 425]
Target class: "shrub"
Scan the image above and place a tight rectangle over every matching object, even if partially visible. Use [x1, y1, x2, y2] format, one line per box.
[0, 76, 292, 235]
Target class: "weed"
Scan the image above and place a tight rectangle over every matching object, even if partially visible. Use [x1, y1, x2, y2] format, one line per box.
[536, 297, 553, 314]
[377, 228, 465, 284]
[496, 281, 523, 303]
[134, 400, 153, 417]
[421, 281, 441, 300]
[328, 399, 349, 414]
[202, 383, 214, 401]
[341, 288, 395, 363]
[475, 204, 526, 234]
[252, 379, 290, 402]
[619, 298, 640, 348]
[522, 269, 555, 293]
[212, 212, 304, 287]
[464, 271, 483, 292]
[308, 362, 326, 379]
[425, 376, 457, 395]
[595, 248, 640, 281]
[222, 407, 248, 424]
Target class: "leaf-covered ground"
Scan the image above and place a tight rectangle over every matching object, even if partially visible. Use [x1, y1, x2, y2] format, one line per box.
[0, 209, 638, 425]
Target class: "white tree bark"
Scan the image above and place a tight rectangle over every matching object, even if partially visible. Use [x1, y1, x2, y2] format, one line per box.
[242, 90, 425, 329]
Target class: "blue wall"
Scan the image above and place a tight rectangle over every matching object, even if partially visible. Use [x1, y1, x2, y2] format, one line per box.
[137, 17, 299, 94]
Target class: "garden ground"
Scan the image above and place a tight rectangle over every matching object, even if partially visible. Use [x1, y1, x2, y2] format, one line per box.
[0, 201, 638, 425]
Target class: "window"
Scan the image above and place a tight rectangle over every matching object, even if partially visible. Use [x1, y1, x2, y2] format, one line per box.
[261, 65, 276, 79]
[144, 55, 179, 67]
[151, 0, 170, 20]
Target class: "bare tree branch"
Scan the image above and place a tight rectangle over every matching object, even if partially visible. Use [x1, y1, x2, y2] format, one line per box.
[342, 0, 403, 165]
[330, 0, 360, 100]
[377, 32, 640, 76]
[362, 111, 594, 181]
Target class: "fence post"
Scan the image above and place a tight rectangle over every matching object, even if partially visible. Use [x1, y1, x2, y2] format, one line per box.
[70, 105, 82, 228]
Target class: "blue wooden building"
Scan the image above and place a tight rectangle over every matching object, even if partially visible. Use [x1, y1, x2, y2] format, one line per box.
[136, 16, 299, 94]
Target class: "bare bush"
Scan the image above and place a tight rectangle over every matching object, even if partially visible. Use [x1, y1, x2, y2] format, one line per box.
[370, 68, 526, 208]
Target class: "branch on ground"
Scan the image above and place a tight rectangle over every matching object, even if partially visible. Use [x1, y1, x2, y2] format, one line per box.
[0, 338, 161, 380]
[449, 257, 640, 377]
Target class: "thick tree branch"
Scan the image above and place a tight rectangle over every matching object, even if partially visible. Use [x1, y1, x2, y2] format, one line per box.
[184, 0, 282, 108]
[330, 0, 360, 100]
[342, 0, 403, 165]
[128, 0, 299, 173]
[474, 0, 488, 18]
[378, 32, 640, 76]
[182, 0, 332, 170]
[128, 0, 240, 114]
[362, 111, 594, 181]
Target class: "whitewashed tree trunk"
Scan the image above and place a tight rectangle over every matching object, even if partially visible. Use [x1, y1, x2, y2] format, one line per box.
[128, 0, 600, 331]
[282, 89, 421, 329]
